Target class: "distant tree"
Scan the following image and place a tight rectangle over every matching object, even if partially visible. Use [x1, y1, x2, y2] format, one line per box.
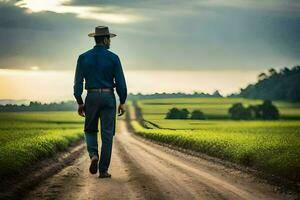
[190, 110, 205, 120]
[258, 72, 267, 81]
[260, 100, 279, 120]
[212, 90, 222, 97]
[280, 67, 291, 75]
[228, 100, 279, 120]
[244, 107, 253, 120]
[165, 108, 189, 119]
[247, 105, 262, 119]
[286, 78, 300, 102]
[268, 68, 277, 76]
[180, 108, 189, 119]
[165, 108, 182, 119]
[228, 103, 251, 120]
[291, 65, 300, 72]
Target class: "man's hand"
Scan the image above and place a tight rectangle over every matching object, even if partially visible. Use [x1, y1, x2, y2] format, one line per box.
[118, 104, 126, 116]
[77, 104, 85, 117]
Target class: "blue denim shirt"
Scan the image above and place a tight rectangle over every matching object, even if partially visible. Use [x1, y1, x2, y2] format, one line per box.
[73, 45, 127, 105]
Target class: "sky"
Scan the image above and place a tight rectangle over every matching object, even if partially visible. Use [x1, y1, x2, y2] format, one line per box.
[0, 0, 299, 102]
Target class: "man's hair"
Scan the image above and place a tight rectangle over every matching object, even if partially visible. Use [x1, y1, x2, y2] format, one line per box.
[94, 35, 110, 44]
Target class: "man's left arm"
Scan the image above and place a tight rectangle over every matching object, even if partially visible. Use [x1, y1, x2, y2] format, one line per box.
[73, 55, 85, 116]
[114, 55, 127, 116]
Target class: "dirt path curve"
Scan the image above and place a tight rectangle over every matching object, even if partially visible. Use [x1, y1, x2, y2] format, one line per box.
[25, 120, 295, 200]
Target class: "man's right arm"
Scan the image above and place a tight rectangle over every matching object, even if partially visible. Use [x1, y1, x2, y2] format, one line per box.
[73, 55, 85, 117]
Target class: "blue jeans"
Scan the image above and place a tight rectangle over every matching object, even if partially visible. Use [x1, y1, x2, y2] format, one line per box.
[84, 91, 116, 172]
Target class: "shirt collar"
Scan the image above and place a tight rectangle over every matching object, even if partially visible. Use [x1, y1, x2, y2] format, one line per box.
[94, 44, 106, 49]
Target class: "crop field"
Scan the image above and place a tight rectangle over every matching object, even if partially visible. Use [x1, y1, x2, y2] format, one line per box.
[130, 98, 300, 181]
[138, 97, 300, 126]
[0, 112, 84, 178]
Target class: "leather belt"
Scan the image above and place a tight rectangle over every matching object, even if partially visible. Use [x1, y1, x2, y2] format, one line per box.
[87, 88, 113, 93]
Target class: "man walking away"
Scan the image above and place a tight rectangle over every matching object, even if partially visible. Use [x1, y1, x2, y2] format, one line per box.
[73, 26, 127, 178]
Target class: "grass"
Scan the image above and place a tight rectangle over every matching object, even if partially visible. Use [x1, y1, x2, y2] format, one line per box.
[129, 98, 300, 181]
[0, 112, 84, 178]
[131, 120, 300, 181]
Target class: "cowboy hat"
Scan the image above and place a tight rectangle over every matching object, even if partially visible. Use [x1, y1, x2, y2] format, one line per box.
[88, 26, 116, 38]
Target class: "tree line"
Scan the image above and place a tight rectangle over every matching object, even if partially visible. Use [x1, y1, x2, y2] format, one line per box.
[230, 65, 300, 102]
[0, 101, 77, 112]
[128, 90, 222, 100]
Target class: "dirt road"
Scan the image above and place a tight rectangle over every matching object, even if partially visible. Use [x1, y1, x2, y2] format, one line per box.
[25, 120, 295, 200]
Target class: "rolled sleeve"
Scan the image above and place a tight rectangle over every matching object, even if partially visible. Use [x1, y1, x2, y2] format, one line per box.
[114, 55, 127, 104]
[73, 55, 84, 105]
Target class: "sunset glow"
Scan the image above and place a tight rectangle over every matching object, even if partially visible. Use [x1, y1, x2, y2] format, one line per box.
[0, 69, 260, 102]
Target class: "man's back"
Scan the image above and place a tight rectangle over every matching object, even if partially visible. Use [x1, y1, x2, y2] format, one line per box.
[80, 45, 119, 89]
[74, 45, 127, 105]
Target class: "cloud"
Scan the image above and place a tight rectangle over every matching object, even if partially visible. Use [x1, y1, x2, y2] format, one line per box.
[0, 0, 299, 71]
[15, 0, 70, 12]
[197, 0, 300, 14]
[0, 4, 93, 70]
[14, 0, 142, 24]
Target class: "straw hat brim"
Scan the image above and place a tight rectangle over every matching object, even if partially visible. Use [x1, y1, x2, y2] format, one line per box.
[88, 33, 116, 38]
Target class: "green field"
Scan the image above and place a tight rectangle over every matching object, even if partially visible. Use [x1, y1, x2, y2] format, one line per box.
[130, 98, 300, 181]
[0, 112, 84, 178]
[138, 97, 300, 121]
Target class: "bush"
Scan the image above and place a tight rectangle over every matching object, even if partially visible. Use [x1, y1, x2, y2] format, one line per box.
[190, 110, 205, 120]
[181, 108, 189, 119]
[165, 107, 189, 119]
[228, 100, 280, 120]
[228, 103, 251, 120]
[261, 100, 279, 120]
